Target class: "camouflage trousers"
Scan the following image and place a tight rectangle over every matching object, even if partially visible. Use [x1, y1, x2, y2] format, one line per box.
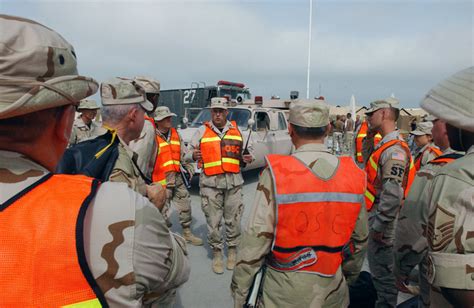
[162, 175, 192, 229]
[343, 132, 354, 155]
[367, 220, 398, 308]
[332, 132, 343, 154]
[200, 185, 244, 250]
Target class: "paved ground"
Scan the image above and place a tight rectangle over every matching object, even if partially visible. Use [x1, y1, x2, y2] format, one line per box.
[170, 169, 261, 308]
[168, 168, 415, 308]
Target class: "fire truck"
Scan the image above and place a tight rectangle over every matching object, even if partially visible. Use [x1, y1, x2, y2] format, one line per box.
[158, 80, 252, 125]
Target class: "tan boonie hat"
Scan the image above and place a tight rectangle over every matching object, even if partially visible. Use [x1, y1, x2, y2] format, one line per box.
[77, 99, 100, 111]
[420, 66, 474, 133]
[133, 76, 160, 94]
[411, 121, 433, 136]
[0, 15, 99, 120]
[210, 97, 228, 110]
[365, 97, 400, 114]
[154, 106, 176, 121]
[100, 78, 153, 112]
[289, 99, 330, 128]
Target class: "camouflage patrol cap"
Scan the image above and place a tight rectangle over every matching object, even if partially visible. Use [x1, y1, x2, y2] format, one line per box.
[133, 76, 160, 94]
[289, 99, 330, 128]
[365, 97, 400, 115]
[0, 15, 99, 120]
[100, 78, 153, 112]
[154, 106, 176, 121]
[420, 67, 474, 133]
[77, 99, 100, 111]
[411, 121, 433, 136]
[210, 97, 228, 110]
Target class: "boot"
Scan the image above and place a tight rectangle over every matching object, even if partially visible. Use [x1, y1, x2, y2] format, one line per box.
[212, 249, 224, 274]
[227, 247, 237, 270]
[182, 228, 203, 246]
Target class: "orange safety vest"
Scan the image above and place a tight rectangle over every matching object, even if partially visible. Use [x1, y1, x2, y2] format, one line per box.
[200, 121, 243, 176]
[414, 145, 443, 171]
[152, 128, 181, 186]
[266, 155, 365, 276]
[355, 121, 382, 163]
[364, 139, 416, 211]
[0, 174, 106, 307]
[428, 152, 463, 165]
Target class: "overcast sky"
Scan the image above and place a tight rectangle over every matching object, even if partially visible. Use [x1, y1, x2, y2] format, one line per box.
[2, 0, 472, 107]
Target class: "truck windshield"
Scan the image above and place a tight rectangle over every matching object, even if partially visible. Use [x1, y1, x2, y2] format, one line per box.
[189, 108, 251, 130]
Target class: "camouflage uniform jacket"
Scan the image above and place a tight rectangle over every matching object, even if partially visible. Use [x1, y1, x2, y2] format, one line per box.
[369, 130, 410, 233]
[0, 150, 190, 306]
[129, 118, 157, 179]
[414, 142, 440, 169]
[230, 143, 368, 308]
[156, 128, 193, 188]
[186, 120, 254, 189]
[425, 145, 474, 289]
[107, 134, 148, 196]
[394, 147, 460, 279]
[69, 116, 102, 145]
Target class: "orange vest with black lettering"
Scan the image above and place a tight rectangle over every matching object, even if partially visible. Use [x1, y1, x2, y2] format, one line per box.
[364, 139, 416, 211]
[355, 121, 382, 163]
[266, 155, 365, 276]
[200, 121, 243, 176]
[414, 145, 443, 171]
[0, 174, 107, 307]
[152, 128, 181, 187]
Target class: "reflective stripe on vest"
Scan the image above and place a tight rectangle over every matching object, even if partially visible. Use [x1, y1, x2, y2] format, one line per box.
[364, 139, 416, 211]
[414, 145, 443, 171]
[0, 174, 107, 307]
[152, 128, 181, 187]
[200, 121, 243, 176]
[266, 155, 365, 277]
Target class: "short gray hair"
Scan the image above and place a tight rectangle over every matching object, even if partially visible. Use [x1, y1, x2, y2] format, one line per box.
[101, 104, 139, 124]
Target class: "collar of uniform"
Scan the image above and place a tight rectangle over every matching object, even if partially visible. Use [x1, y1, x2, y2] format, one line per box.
[294, 142, 330, 153]
[117, 135, 139, 163]
[208, 120, 231, 135]
[375, 130, 401, 150]
[156, 128, 170, 141]
[0, 150, 50, 204]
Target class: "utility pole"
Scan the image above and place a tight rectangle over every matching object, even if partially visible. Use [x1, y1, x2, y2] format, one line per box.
[306, 0, 313, 99]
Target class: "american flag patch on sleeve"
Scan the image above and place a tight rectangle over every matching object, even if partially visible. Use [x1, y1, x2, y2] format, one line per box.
[391, 152, 405, 161]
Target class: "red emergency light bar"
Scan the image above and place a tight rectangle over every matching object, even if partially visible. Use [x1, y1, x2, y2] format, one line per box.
[217, 80, 245, 88]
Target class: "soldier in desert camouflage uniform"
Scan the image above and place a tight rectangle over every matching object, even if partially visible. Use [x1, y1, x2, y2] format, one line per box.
[410, 121, 442, 170]
[153, 106, 203, 246]
[69, 98, 101, 145]
[364, 98, 416, 307]
[231, 99, 368, 308]
[395, 113, 464, 307]
[399, 67, 474, 307]
[0, 15, 189, 307]
[186, 97, 254, 274]
[129, 76, 160, 178]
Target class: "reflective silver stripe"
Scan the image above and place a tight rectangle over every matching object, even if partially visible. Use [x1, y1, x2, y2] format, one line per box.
[276, 192, 364, 204]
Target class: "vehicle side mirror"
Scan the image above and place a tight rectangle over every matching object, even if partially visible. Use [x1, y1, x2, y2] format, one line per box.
[247, 119, 255, 128]
[182, 117, 189, 124]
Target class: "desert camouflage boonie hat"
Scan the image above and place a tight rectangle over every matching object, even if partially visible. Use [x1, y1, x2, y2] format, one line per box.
[365, 97, 400, 115]
[411, 121, 433, 136]
[100, 78, 153, 112]
[154, 106, 176, 121]
[133, 76, 160, 94]
[0, 15, 99, 120]
[77, 99, 100, 111]
[289, 98, 330, 128]
[424, 114, 438, 122]
[210, 97, 228, 110]
[420, 66, 474, 133]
